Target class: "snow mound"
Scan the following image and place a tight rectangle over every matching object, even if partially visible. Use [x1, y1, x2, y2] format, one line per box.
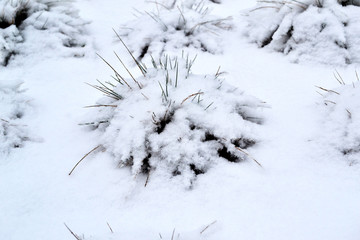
[118, 0, 232, 63]
[83, 54, 265, 187]
[0, 0, 89, 66]
[0, 81, 30, 154]
[318, 79, 360, 165]
[243, 0, 360, 65]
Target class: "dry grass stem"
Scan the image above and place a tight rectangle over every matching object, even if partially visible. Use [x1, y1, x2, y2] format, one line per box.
[200, 220, 217, 234]
[315, 86, 340, 95]
[250, 6, 280, 12]
[113, 29, 147, 77]
[324, 100, 336, 105]
[181, 92, 204, 105]
[113, 51, 142, 89]
[64, 223, 82, 240]
[334, 70, 345, 85]
[107, 222, 114, 233]
[84, 104, 117, 108]
[144, 171, 151, 187]
[171, 228, 176, 240]
[235, 146, 263, 168]
[68, 145, 101, 176]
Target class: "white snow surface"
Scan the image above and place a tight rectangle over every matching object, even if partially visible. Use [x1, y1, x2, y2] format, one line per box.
[0, 0, 360, 239]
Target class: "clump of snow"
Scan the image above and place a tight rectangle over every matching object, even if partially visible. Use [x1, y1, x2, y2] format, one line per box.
[318, 79, 360, 165]
[0, 0, 89, 66]
[243, 0, 360, 65]
[118, 0, 232, 63]
[0, 81, 30, 154]
[83, 54, 265, 187]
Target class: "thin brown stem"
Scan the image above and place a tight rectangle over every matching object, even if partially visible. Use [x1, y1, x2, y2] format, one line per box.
[235, 146, 263, 168]
[69, 145, 101, 176]
[181, 92, 204, 105]
[200, 220, 217, 234]
[64, 223, 81, 240]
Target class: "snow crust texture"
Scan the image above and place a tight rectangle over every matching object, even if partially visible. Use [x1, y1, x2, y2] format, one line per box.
[243, 0, 360, 65]
[118, 0, 232, 63]
[84, 56, 265, 187]
[319, 80, 360, 165]
[0, 81, 30, 155]
[0, 0, 89, 66]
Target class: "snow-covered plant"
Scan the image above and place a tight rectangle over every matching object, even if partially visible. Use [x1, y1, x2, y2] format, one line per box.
[118, 0, 232, 63]
[243, 0, 360, 65]
[317, 75, 360, 165]
[338, 0, 360, 6]
[0, 0, 88, 66]
[83, 45, 264, 187]
[0, 82, 30, 154]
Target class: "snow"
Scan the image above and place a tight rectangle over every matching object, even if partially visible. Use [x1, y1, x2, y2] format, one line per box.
[316, 79, 360, 166]
[1, 0, 360, 239]
[243, 0, 360, 65]
[0, 0, 90, 66]
[118, 0, 232, 63]
[0, 80, 30, 155]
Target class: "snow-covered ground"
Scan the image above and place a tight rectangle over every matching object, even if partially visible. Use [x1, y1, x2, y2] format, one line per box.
[1, 0, 359, 239]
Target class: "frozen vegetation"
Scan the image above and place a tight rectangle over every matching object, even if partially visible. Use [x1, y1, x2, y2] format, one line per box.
[0, 0, 89, 66]
[317, 76, 360, 166]
[243, 0, 360, 65]
[118, 0, 232, 62]
[1, 0, 360, 239]
[83, 53, 264, 187]
[0, 81, 30, 154]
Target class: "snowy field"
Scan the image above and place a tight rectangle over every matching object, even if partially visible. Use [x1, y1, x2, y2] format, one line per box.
[1, 0, 360, 239]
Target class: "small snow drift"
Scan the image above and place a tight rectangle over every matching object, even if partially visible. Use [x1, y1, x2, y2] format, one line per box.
[243, 0, 360, 65]
[118, 0, 232, 63]
[0, 82, 30, 154]
[83, 53, 265, 187]
[0, 0, 89, 66]
[318, 78, 360, 166]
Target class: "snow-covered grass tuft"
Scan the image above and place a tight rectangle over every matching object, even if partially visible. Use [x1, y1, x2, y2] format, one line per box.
[0, 81, 30, 154]
[118, 0, 232, 63]
[317, 74, 360, 166]
[82, 47, 265, 187]
[0, 0, 89, 66]
[243, 0, 360, 65]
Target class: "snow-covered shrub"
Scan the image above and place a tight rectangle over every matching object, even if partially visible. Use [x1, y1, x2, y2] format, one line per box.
[118, 0, 232, 63]
[0, 82, 30, 154]
[83, 52, 264, 187]
[318, 78, 360, 165]
[243, 0, 360, 65]
[338, 0, 360, 6]
[0, 0, 88, 66]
